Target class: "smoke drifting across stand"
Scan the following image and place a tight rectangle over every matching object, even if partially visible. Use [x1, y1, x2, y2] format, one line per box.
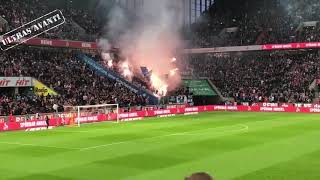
[98, 0, 184, 96]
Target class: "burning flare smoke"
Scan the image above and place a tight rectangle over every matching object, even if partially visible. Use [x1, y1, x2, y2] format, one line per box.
[98, 0, 184, 96]
[120, 61, 133, 80]
[150, 74, 168, 96]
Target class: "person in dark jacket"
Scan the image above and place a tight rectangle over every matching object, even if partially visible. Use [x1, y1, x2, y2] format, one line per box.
[45, 115, 50, 129]
[185, 172, 213, 180]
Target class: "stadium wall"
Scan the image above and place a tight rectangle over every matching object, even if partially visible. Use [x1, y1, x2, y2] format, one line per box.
[1, 104, 320, 132]
[12, 37, 320, 53]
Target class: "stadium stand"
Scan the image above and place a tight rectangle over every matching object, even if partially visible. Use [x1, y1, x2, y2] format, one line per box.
[188, 51, 319, 104]
[187, 0, 320, 47]
[2, 1, 320, 179]
[0, 47, 146, 116]
[0, 0, 98, 41]
[2, 0, 320, 46]
[90, 53, 154, 93]
[1, 0, 320, 114]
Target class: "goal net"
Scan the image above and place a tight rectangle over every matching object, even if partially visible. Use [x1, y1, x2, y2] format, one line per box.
[64, 104, 119, 127]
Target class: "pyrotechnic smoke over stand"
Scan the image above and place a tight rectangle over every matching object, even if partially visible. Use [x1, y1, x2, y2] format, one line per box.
[97, 0, 184, 96]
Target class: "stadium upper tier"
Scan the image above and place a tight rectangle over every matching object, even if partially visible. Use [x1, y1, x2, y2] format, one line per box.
[1, 0, 320, 47]
[0, 0, 99, 41]
[186, 0, 320, 48]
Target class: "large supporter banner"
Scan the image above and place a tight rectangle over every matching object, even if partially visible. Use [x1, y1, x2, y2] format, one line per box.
[33, 79, 58, 96]
[2, 104, 320, 132]
[0, 77, 32, 87]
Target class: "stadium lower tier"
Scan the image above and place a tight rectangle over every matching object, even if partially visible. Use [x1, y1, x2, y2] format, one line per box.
[1, 104, 320, 132]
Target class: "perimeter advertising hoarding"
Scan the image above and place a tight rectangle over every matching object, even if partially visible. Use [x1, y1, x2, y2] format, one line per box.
[2, 105, 320, 132]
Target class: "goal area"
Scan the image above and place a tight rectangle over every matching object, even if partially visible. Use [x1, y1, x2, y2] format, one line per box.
[64, 104, 119, 127]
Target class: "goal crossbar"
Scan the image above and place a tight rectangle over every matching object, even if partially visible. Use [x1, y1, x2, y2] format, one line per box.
[65, 104, 119, 126]
[75, 103, 119, 109]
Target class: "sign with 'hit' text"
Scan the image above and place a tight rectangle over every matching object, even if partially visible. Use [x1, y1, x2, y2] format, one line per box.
[0, 77, 32, 87]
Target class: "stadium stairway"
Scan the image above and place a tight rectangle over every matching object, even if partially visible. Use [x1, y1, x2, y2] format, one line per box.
[76, 53, 158, 105]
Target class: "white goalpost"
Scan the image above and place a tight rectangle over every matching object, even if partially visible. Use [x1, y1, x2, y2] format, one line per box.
[64, 103, 119, 127]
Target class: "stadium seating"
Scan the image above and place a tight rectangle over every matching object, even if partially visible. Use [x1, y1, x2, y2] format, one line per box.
[187, 0, 320, 47]
[1, 0, 320, 115]
[0, 48, 146, 116]
[0, 0, 98, 41]
[188, 52, 319, 104]
[2, 0, 320, 46]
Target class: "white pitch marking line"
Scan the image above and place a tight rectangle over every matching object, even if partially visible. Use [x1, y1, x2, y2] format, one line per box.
[80, 124, 249, 151]
[79, 142, 126, 151]
[177, 124, 249, 136]
[0, 141, 80, 150]
[0, 124, 248, 151]
[80, 136, 171, 151]
[79, 134, 181, 151]
[50, 130, 94, 133]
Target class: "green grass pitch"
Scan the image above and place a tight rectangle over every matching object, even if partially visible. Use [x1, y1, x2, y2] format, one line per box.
[0, 111, 320, 180]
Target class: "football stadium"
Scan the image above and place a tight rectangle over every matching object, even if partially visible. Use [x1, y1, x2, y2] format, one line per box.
[1, 0, 320, 179]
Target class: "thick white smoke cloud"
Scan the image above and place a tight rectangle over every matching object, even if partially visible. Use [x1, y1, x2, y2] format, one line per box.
[97, 38, 111, 51]
[99, 0, 184, 94]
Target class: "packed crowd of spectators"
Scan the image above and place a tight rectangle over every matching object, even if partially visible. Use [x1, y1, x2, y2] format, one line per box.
[0, 0, 99, 41]
[2, 0, 320, 116]
[91, 52, 161, 95]
[2, 0, 320, 48]
[70, 9, 100, 36]
[187, 0, 320, 48]
[188, 51, 319, 104]
[0, 47, 146, 116]
[0, 94, 60, 116]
